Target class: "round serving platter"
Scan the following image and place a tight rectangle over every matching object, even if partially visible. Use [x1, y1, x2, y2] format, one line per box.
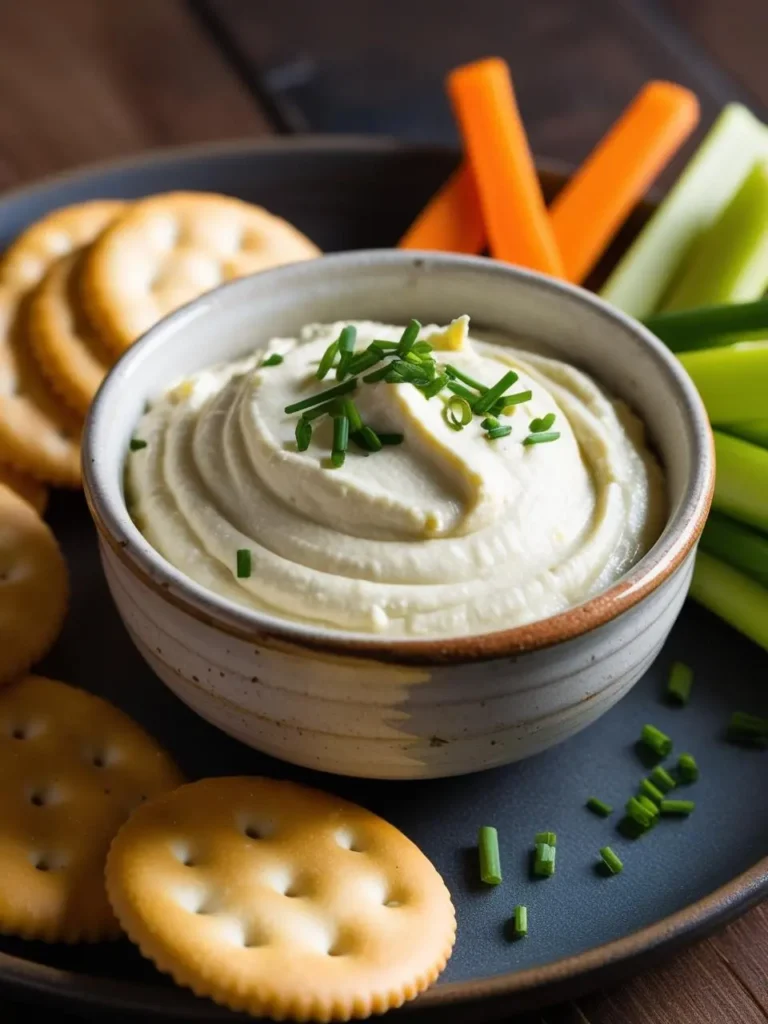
[0, 137, 766, 1022]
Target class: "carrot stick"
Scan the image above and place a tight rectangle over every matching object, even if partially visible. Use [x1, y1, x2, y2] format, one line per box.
[549, 82, 699, 284]
[398, 163, 485, 253]
[446, 58, 563, 275]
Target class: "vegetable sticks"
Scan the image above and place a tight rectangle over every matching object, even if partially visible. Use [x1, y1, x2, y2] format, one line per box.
[447, 58, 563, 275]
[549, 81, 699, 284]
[398, 164, 486, 254]
[700, 511, 768, 589]
[690, 552, 768, 653]
[678, 342, 768, 424]
[712, 432, 768, 533]
[643, 296, 768, 353]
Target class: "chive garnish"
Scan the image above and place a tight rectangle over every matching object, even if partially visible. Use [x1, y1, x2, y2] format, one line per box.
[404, 351, 425, 366]
[343, 399, 363, 433]
[666, 661, 693, 705]
[129, 438, 147, 451]
[677, 753, 699, 783]
[637, 794, 660, 818]
[444, 396, 473, 431]
[513, 905, 528, 938]
[335, 326, 358, 380]
[355, 425, 383, 452]
[446, 380, 480, 404]
[330, 414, 349, 468]
[650, 766, 676, 792]
[236, 549, 251, 579]
[486, 425, 512, 440]
[523, 431, 561, 446]
[295, 418, 312, 451]
[284, 378, 357, 414]
[586, 797, 613, 817]
[473, 371, 520, 414]
[397, 318, 421, 357]
[478, 826, 502, 885]
[599, 846, 623, 875]
[261, 353, 284, 367]
[535, 831, 556, 847]
[316, 339, 339, 380]
[660, 799, 694, 815]
[639, 778, 665, 805]
[421, 373, 449, 399]
[726, 710, 768, 745]
[529, 412, 556, 433]
[625, 797, 655, 831]
[378, 433, 404, 446]
[640, 724, 673, 757]
[533, 841, 556, 877]
[411, 340, 434, 357]
[385, 359, 433, 384]
[345, 348, 385, 377]
[481, 416, 499, 430]
[302, 398, 340, 421]
[445, 365, 488, 394]
[493, 390, 533, 414]
[363, 363, 395, 384]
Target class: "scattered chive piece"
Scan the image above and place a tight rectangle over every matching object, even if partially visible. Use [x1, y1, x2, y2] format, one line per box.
[599, 846, 624, 875]
[345, 348, 385, 377]
[625, 797, 655, 830]
[533, 842, 556, 877]
[316, 339, 340, 380]
[302, 398, 341, 422]
[335, 326, 358, 380]
[650, 766, 677, 793]
[330, 415, 349, 468]
[261, 353, 284, 367]
[343, 399, 363, 433]
[444, 396, 473, 431]
[478, 826, 502, 885]
[535, 831, 557, 847]
[529, 412, 556, 433]
[129, 438, 147, 451]
[666, 661, 694, 705]
[385, 360, 433, 385]
[236, 549, 251, 579]
[473, 370, 520, 415]
[405, 350, 425, 365]
[640, 723, 673, 758]
[378, 433, 404, 446]
[411, 340, 433, 357]
[446, 380, 479, 404]
[493, 389, 533, 413]
[295, 418, 312, 451]
[370, 339, 400, 351]
[677, 753, 699, 783]
[285, 378, 357, 414]
[726, 710, 768, 745]
[618, 815, 648, 840]
[486, 425, 512, 440]
[397, 319, 421, 357]
[639, 778, 665, 805]
[513, 905, 528, 938]
[481, 416, 499, 430]
[660, 799, 695, 815]
[637, 794, 660, 818]
[586, 797, 613, 817]
[363, 363, 396, 384]
[445, 364, 488, 394]
[355, 426, 383, 452]
[523, 431, 561, 446]
[421, 373, 449, 399]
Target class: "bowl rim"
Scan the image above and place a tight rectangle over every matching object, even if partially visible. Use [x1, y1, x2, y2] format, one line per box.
[83, 249, 714, 666]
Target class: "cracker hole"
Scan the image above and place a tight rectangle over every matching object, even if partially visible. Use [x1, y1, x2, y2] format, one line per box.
[92, 755, 105, 768]
[11, 727, 26, 740]
[335, 830, 364, 853]
[30, 792, 46, 807]
[384, 899, 402, 908]
[35, 858, 50, 872]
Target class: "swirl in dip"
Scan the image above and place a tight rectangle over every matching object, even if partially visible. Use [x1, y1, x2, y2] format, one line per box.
[127, 317, 665, 637]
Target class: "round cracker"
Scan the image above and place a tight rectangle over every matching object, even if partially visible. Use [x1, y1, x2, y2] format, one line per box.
[0, 462, 47, 514]
[0, 675, 183, 942]
[0, 484, 67, 683]
[28, 251, 113, 417]
[0, 200, 125, 485]
[81, 191, 321, 354]
[106, 777, 456, 1021]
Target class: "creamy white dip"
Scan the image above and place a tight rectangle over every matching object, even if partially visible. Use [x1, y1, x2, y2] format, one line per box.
[127, 318, 664, 637]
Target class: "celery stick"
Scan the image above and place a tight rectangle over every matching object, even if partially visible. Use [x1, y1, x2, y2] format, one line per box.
[678, 342, 768, 423]
[601, 104, 768, 318]
[662, 161, 768, 310]
[700, 511, 768, 588]
[713, 431, 768, 532]
[690, 552, 768, 653]
[724, 419, 768, 449]
[644, 297, 768, 352]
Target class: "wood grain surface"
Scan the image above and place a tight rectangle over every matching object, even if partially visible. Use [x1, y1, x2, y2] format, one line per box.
[0, 0, 765, 1020]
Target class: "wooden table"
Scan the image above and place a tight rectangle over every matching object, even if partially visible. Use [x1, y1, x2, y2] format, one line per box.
[1, 1, 766, 1021]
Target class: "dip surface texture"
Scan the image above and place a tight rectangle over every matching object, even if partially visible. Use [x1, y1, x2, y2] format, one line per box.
[127, 320, 665, 637]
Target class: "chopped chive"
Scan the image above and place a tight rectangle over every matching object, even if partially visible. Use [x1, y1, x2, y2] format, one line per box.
[302, 398, 340, 421]
[513, 904, 528, 938]
[473, 371, 520, 415]
[625, 797, 655, 830]
[726, 710, 768, 745]
[129, 438, 147, 451]
[236, 549, 251, 579]
[397, 319, 421, 357]
[650, 766, 677, 793]
[411, 340, 434, 357]
[285, 378, 357, 415]
[363, 363, 395, 384]
[330, 414, 349, 468]
[478, 826, 502, 885]
[445, 364, 488, 394]
[640, 723, 673, 758]
[370, 339, 400, 351]
[586, 797, 613, 818]
[446, 380, 480, 404]
[261, 353, 284, 367]
[529, 412, 556, 433]
[666, 661, 694, 705]
[335, 326, 358, 380]
[481, 416, 499, 430]
[316, 339, 340, 380]
[639, 778, 665, 805]
[523, 431, 561, 446]
[404, 351, 425, 365]
[343, 399, 363, 433]
[617, 816, 648, 840]
[295, 418, 312, 451]
[637, 794, 660, 818]
[378, 433, 404, 446]
[534, 831, 556, 847]
[487, 425, 512, 440]
[421, 373, 449, 399]
[660, 799, 694, 815]
[533, 842, 556, 877]
[677, 753, 699, 783]
[346, 348, 385, 377]
[355, 426, 383, 452]
[599, 846, 624, 875]
[493, 390, 533, 414]
[385, 360, 433, 384]
[444, 396, 473, 431]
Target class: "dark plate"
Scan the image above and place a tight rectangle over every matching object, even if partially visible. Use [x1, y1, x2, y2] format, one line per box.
[0, 138, 766, 1022]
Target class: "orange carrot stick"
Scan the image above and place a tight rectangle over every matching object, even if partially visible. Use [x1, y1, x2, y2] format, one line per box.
[446, 58, 563, 275]
[399, 163, 486, 253]
[549, 81, 700, 284]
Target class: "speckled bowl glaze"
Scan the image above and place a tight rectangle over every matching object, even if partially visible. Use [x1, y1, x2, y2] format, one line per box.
[83, 251, 713, 779]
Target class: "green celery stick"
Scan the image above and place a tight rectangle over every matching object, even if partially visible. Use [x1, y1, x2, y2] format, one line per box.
[724, 418, 768, 449]
[700, 511, 768, 588]
[713, 432, 768, 533]
[690, 552, 768, 653]
[601, 104, 768, 318]
[678, 342, 768, 423]
[662, 161, 768, 310]
[643, 297, 768, 352]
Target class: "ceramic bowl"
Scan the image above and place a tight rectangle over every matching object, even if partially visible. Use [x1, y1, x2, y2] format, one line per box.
[83, 251, 713, 779]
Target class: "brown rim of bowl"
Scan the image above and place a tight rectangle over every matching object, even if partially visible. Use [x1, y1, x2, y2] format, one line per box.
[83, 251, 715, 668]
